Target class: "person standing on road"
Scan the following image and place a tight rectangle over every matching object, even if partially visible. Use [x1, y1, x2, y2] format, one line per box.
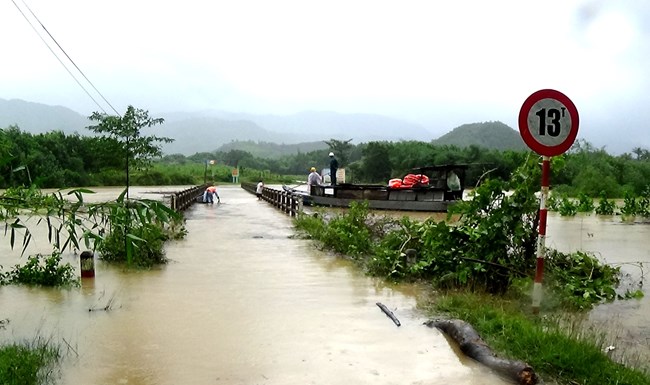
[328, 152, 338, 185]
[307, 166, 323, 194]
[256, 180, 264, 200]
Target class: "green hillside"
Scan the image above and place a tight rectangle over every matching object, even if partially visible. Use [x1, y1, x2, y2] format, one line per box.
[433, 121, 526, 151]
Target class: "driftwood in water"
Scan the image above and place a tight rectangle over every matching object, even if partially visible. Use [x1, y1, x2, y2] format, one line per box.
[426, 319, 538, 385]
[376, 302, 401, 327]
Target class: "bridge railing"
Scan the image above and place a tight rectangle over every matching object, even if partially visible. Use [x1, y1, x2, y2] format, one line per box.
[241, 182, 303, 217]
[170, 184, 209, 212]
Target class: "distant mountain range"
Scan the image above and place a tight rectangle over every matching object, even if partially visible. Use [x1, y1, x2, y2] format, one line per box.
[156, 109, 436, 154]
[0, 98, 526, 155]
[0, 98, 91, 134]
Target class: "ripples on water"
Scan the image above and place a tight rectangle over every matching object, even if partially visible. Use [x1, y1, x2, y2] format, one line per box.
[1, 186, 512, 385]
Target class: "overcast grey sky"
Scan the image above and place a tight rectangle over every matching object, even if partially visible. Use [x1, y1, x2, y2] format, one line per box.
[1, 0, 649, 153]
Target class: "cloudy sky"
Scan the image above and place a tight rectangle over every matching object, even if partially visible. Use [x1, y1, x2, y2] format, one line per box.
[1, 0, 649, 153]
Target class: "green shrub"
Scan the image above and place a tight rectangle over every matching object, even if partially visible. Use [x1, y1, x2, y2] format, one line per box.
[546, 193, 560, 211]
[295, 156, 628, 309]
[0, 252, 78, 287]
[295, 202, 386, 258]
[98, 222, 169, 267]
[576, 193, 595, 213]
[367, 217, 415, 278]
[558, 196, 578, 216]
[545, 250, 620, 310]
[595, 191, 617, 215]
[90, 191, 187, 267]
[637, 186, 650, 218]
[294, 212, 327, 239]
[320, 202, 374, 257]
[621, 191, 638, 217]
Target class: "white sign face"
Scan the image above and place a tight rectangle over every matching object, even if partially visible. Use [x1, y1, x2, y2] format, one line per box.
[518, 89, 579, 157]
[526, 98, 573, 147]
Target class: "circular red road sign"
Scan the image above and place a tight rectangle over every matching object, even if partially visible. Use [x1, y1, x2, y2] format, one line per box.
[518, 89, 579, 156]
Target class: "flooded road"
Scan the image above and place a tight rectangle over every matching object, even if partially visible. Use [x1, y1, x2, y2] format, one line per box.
[1, 186, 510, 385]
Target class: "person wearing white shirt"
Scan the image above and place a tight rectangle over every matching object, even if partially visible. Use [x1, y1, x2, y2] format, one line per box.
[256, 180, 264, 200]
[307, 167, 323, 194]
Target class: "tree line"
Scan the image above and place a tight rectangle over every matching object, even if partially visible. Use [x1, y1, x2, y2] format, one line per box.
[165, 138, 650, 198]
[3, 115, 650, 197]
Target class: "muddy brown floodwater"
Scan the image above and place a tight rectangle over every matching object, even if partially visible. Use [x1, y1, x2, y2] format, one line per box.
[545, 213, 650, 364]
[1, 186, 511, 385]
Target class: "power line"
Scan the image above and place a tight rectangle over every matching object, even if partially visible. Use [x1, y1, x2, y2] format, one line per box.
[19, 0, 120, 116]
[11, 0, 120, 116]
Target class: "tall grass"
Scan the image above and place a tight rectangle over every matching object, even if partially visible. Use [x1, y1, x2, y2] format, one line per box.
[0, 337, 61, 385]
[430, 291, 650, 385]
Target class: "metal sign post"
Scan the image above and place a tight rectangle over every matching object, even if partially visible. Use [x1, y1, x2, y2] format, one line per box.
[518, 89, 579, 314]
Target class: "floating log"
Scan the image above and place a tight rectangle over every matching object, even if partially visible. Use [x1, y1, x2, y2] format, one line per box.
[376, 302, 401, 327]
[426, 319, 538, 385]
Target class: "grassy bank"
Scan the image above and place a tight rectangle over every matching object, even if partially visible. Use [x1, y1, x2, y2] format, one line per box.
[0, 338, 60, 385]
[427, 291, 649, 385]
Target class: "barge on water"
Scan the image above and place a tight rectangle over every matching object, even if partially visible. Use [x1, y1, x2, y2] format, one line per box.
[293, 164, 468, 212]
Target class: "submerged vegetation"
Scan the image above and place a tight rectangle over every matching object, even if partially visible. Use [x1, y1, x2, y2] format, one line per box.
[0, 251, 78, 287]
[295, 156, 640, 310]
[0, 336, 61, 385]
[294, 156, 649, 383]
[0, 186, 186, 269]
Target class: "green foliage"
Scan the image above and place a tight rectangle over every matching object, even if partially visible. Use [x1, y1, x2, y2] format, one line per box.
[546, 193, 560, 211]
[637, 186, 650, 217]
[430, 157, 541, 292]
[621, 191, 638, 217]
[576, 193, 594, 213]
[5, 116, 650, 199]
[557, 196, 578, 216]
[294, 212, 327, 240]
[595, 191, 617, 215]
[295, 156, 628, 309]
[0, 185, 57, 219]
[0, 251, 78, 287]
[324, 138, 354, 166]
[295, 201, 375, 257]
[87, 106, 173, 171]
[91, 190, 187, 267]
[358, 141, 392, 183]
[0, 185, 186, 269]
[98, 222, 168, 267]
[545, 250, 620, 310]
[367, 216, 417, 278]
[0, 338, 61, 385]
